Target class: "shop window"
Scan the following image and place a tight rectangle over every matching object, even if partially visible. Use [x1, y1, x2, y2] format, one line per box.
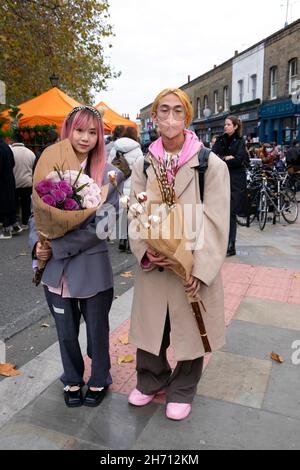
[223, 86, 229, 111]
[270, 67, 278, 99]
[289, 58, 298, 94]
[204, 95, 208, 111]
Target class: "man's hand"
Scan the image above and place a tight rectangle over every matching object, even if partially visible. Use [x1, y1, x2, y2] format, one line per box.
[36, 241, 52, 261]
[146, 247, 176, 268]
[184, 275, 201, 298]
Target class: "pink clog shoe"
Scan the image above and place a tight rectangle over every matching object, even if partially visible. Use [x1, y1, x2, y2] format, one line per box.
[166, 403, 192, 421]
[128, 388, 165, 407]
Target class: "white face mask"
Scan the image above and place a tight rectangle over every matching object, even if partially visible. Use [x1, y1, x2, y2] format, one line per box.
[157, 116, 185, 140]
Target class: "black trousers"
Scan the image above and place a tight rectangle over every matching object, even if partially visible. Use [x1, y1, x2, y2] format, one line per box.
[16, 187, 32, 225]
[44, 287, 114, 388]
[136, 314, 204, 404]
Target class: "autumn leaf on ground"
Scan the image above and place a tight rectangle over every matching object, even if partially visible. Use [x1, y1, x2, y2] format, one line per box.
[120, 272, 134, 279]
[118, 334, 129, 345]
[117, 355, 134, 366]
[270, 352, 284, 364]
[0, 364, 21, 377]
[41, 324, 50, 328]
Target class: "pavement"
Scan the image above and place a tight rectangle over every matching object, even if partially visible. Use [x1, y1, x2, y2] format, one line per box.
[0, 213, 300, 451]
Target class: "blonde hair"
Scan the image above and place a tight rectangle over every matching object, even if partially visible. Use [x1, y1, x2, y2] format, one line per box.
[152, 88, 194, 127]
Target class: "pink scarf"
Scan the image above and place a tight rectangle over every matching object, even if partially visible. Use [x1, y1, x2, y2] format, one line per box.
[149, 130, 203, 182]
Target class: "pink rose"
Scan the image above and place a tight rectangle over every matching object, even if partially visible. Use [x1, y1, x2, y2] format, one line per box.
[36, 180, 57, 196]
[57, 181, 73, 197]
[64, 198, 80, 211]
[41, 195, 57, 207]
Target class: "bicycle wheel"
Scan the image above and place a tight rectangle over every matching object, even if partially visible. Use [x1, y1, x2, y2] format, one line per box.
[281, 190, 299, 224]
[258, 192, 268, 231]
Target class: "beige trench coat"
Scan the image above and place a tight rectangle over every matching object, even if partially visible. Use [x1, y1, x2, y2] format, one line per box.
[128, 151, 231, 361]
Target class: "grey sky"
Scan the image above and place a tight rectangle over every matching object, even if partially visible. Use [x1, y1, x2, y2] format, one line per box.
[96, 0, 300, 120]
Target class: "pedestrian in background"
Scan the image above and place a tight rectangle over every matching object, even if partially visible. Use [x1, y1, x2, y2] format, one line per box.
[0, 138, 22, 239]
[11, 131, 35, 229]
[109, 126, 143, 253]
[212, 116, 248, 257]
[105, 125, 126, 157]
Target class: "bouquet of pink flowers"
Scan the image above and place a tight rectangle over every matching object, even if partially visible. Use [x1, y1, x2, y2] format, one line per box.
[35, 167, 102, 211]
[32, 139, 108, 286]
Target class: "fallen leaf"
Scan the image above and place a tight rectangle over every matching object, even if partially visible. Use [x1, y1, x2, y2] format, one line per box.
[270, 352, 284, 364]
[118, 334, 129, 345]
[117, 355, 134, 365]
[120, 272, 134, 279]
[0, 364, 21, 377]
[41, 324, 50, 328]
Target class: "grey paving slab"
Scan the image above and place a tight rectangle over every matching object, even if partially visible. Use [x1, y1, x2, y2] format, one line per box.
[236, 298, 300, 331]
[133, 396, 300, 450]
[16, 383, 159, 450]
[263, 362, 300, 421]
[223, 319, 300, 363]
[0, 421, 107, 450]
[197, 351, 272, 409]
[0, 356, 62, 429]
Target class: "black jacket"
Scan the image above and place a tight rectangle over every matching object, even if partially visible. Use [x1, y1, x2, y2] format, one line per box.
[0, 141, 16, 216]
[212, 133, 249, 172]
[286, 147, 300, 171]
[212, 133, 247, 214]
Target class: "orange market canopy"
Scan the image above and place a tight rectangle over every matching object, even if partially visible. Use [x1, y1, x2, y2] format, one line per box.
[95, 101, 137, 133]
[0, 87, 82, 131]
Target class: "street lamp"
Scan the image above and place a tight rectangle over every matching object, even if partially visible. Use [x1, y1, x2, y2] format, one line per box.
[49, 73, 59, 88]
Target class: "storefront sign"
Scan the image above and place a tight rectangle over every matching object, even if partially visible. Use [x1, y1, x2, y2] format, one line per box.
[260, 100, 298, 118]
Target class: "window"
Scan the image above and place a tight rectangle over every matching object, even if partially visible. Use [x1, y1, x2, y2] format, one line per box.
[204, 95, 208, 110]
[223, 86, 229, 111]
[270, 67, 278, 99]
[197, 98, 201, 119]
[214, 91, 219, 114]
[289, 58, 298, 94]
[238, 79, 244, 104]
[251, 74, 257, 100]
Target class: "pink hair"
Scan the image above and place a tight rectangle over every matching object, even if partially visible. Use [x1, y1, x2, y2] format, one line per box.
[61, 109, 106, 187]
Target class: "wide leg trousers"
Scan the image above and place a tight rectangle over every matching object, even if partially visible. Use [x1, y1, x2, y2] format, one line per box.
[136, 314, 204, 404]
[44, 287, 114, 388]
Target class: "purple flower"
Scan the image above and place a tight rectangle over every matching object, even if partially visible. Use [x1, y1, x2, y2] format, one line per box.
[51, 189, 67, 204]
[64, 198, 80, 211]
[41, 195, 57, 207]
[36, 180, 57, 196]
[57, 181, 73, 197]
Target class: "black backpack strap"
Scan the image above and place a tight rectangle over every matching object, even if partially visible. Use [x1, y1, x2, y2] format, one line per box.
[197, 147, 211, 203]
[143, 158, 151, 177]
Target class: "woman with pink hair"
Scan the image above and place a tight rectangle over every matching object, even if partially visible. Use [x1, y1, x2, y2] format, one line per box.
[29, 106, 124, 409]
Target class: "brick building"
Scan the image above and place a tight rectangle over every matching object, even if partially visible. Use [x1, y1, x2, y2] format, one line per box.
[260, 18, 300, 145]
[139, 18, 300, 146]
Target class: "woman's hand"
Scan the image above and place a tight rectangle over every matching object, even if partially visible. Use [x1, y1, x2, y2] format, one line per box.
[146, 247, 176, 268]
[184, 275, 201, 298]
[36, 241, 52, 261]
[225, 156, 235, 161]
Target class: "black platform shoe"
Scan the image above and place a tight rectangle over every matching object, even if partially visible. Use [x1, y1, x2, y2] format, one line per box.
[64, 386, 83, 408]
[83, 387, 108, 407]
[119, 240, 127, 252]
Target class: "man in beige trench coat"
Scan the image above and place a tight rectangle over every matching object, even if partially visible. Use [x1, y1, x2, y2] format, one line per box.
[127, 88, 231, 421]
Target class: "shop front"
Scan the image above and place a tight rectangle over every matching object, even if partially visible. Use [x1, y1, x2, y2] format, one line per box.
[230, 99, 260, 141]
[193, 112, 229, 145]
[260, 98, 300, 146]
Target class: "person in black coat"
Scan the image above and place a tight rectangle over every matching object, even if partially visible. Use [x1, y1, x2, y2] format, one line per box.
[212, 116, 248, 256]
[0, 138, 18, 239]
